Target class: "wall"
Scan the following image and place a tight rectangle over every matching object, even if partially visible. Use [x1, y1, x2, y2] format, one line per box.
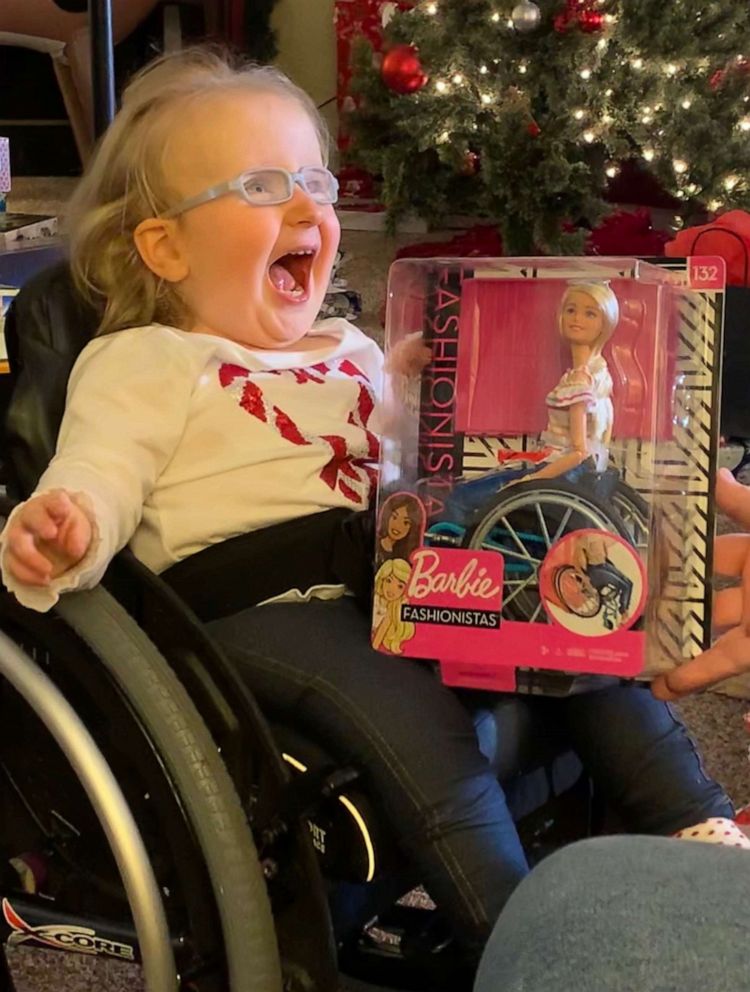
[272, 0, 339, 153]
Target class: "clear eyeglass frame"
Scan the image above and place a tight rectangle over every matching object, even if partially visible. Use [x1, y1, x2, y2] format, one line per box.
[162, 166, 339, 218]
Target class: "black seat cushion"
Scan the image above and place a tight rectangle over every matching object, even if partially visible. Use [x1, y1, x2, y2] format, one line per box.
[2, 261, 100, 499]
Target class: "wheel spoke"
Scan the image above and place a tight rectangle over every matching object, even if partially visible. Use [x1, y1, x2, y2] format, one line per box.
[489, 545, 542, 567]
[502, 569, 539, 608]
[551, 506, 573, 545]
[499, 515, 536, 560]
[535, 503, 551, 549]
[529, 601, 544, 623]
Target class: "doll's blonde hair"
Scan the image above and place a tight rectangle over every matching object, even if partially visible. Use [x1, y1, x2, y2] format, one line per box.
[374, 558, 415, 654]
[558, 281, 620, 352]
[66, 46, 331, 336]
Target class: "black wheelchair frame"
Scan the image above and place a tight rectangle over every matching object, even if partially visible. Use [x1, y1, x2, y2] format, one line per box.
[0, 263, 598, 992]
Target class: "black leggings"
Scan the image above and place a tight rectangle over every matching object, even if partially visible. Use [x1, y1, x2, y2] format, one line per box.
[207, 597, 732, 963]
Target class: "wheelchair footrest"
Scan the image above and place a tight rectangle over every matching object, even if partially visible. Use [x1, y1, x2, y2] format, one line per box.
[339, 904, 474, 991]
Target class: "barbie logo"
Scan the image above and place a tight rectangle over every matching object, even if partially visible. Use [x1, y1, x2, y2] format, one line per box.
[407, 548, 501, 601]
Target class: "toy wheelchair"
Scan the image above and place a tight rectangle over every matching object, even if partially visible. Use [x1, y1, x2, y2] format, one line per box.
[0, 264, 598, 992]
[427, 460, 647, 624]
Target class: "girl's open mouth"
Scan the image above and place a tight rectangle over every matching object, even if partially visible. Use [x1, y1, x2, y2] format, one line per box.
[268, 249, 315, 303]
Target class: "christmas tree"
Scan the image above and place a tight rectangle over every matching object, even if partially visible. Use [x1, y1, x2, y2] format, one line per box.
[346, 0, 750, 253]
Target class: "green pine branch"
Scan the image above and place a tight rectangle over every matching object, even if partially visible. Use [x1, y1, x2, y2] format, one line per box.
[345, 0, 750, 253]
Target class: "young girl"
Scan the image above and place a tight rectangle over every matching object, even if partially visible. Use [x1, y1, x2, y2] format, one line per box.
[0, 48, 744, 970]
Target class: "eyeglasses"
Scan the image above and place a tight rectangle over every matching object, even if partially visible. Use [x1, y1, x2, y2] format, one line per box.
[162, 166, 339, 218]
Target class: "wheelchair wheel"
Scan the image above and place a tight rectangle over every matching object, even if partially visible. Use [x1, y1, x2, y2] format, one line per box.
[552, 565, 601, 618]
[0, 586, 283, 992]
[611, 482, 648, 555]
[463, 480, 630, 623]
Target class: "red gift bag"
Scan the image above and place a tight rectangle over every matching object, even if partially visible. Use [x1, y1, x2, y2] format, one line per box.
[666, 210, 750, 287]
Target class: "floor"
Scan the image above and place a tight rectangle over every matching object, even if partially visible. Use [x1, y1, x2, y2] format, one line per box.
[3, 178, 750, 991]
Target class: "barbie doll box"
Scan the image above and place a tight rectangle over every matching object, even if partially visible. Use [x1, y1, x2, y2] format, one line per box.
[371, 256, 726, 694]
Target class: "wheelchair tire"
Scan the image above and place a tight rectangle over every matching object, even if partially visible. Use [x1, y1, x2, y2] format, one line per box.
[611, 482, 649, 554]
[552, 565, 601, 618]
[55, 587, 282, 992]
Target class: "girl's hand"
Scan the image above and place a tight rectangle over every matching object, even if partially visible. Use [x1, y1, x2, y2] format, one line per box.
[386, 334, 432, 377]
[3, 491, 93, 587]
[652, 468, 750, 700]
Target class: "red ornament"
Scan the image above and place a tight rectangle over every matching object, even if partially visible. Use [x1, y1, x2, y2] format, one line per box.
[554, 10, 573, 32]
[577, 10, 604, 32]
[527, 121, 541, 137]
[380, 44, 428, 94]
[461, 151, 481, 175]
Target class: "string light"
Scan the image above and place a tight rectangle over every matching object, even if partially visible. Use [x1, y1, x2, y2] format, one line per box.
[681, 98, 692, 109]
[580, 68, 592, 80]
[631, 58, 644, 70]
[491, 11, 501, 22]
[739, 116, 750, 131]
[672, 158, 688, 174]
[479, 64, 489, 75]
[452, 73, 464, 84]
[642, 147, 655, 161]
[724, 173, 740, 190]
[573, 108, 586, 120]
[435, 79, 449, 93]
[583, 129, 596, 143]
[481, 92, 494, 105]
[663, 63, 678, 76]
[709, 199, 723, 212]
[686, 183, 699, 195]
[605, 89, 614, 97]
[605, 164, 620, 178]
[518, 62, 528, 74]
[438, 130, 450, 143]
[426, 1, 438, 13]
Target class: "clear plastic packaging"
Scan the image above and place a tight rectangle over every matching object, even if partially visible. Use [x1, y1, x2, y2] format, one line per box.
[372, 256, 726, 694]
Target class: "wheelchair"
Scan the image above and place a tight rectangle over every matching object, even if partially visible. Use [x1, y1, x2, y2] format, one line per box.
[0, 262, 597, 992]
[427, 460, 648, 625]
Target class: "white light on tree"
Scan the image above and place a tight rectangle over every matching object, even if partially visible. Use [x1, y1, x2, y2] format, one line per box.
[672, 158, 688, 173]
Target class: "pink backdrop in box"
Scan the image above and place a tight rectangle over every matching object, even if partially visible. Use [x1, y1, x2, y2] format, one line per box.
[453, 278, 676, 442]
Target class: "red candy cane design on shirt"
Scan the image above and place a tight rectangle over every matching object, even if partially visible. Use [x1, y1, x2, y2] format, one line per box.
[219, 360, 379, 505]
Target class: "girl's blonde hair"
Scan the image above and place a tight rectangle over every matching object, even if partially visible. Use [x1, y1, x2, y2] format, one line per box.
[66, 46, 330, 336]
[374, 558, 415, 654]
[558, 281, 620, 352]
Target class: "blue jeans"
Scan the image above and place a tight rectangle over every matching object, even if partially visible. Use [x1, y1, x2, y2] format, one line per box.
[474, 835, 750, 992]
[208, 598, 732, 964]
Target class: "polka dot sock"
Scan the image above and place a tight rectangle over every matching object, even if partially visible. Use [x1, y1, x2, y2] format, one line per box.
[673, 817, 750, 849]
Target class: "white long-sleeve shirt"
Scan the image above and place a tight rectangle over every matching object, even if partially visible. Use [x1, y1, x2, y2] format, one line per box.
[1, 318, 384, 612]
